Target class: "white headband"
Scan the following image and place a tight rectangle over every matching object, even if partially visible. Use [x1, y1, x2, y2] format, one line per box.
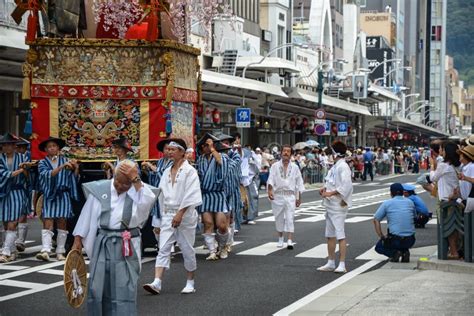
[168, 141, 185, 151]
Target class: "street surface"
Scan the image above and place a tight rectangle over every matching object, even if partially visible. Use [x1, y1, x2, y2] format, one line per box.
[0, 174, 438, 315]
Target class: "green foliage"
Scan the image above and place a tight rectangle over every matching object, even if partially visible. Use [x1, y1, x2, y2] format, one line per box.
[447, 0, 474, 85]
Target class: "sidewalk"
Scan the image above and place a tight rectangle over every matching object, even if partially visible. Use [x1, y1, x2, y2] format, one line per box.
[276, 245, 474, 315]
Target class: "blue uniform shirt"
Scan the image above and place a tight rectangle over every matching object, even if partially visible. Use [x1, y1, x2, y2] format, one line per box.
[363, 151, 374, 163]
[407, 194, 430, 216]
[374, 196, 416, 237]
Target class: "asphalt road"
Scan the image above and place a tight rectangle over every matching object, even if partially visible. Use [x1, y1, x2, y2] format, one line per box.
[0, 173, 438, 315]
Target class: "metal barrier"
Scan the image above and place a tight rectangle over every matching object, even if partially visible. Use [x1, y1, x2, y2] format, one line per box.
[437, 200, 473, 262]
[302, 164, 323, 184]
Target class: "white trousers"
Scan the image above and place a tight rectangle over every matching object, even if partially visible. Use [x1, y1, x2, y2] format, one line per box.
[155, 210, 198, 272]
[271, 195, 296, 233]
[325, 209, 347, 240]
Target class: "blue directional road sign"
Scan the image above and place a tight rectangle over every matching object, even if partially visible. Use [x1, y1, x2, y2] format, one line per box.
[236, 108, 251, 128]
[324, 120, 331, 136]
[337, 122, 348, 136]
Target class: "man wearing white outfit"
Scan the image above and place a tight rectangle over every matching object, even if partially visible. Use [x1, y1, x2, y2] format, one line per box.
[317, 141, 353, 273]
[143, 139, 202, 295]
[267, 145, 305, 249]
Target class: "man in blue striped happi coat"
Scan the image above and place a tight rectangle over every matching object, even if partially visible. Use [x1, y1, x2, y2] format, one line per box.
[14, 137, 34, 253]
[36, 137, 79, 261]
[196, 133, 230, 260]
[0, 134, 30, 263]
[215, 132, 242, 254]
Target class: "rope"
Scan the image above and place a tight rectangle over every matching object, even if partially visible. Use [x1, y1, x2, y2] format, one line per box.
[71, 268, 84, 299]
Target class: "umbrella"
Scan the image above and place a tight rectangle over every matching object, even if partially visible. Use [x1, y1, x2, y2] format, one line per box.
[306, 140, 320, 147]
[293, 142, 309, 150]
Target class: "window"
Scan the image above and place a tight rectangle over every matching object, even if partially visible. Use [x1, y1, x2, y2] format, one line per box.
[431, 26, 442, 41]
[279, 13, 285, 22]
[278, 26, 284, 58]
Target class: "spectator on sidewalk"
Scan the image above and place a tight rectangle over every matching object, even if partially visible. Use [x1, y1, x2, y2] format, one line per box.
[402, 183, 432, 228]
[373, 183, 416, 262]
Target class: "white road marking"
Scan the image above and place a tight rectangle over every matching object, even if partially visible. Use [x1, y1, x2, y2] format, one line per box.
[355, 246, 387, 261]
[0, 265, 30, 271]
[296, 215, 325, 223]
[273, 260, 381, 316]
[194, 241, 243, 255]
[345, 216, 372, 223]
[37, 269, 65, 276]
[237, 242, 286, 256]
[0, 280, 51, 290]
[0, 280, 63, 302]
[0, 261, 65, 281]
[256, 216, 276, 222]
[296, 244, 331, 259]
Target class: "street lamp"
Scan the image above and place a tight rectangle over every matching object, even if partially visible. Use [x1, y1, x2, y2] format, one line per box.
[401, 93, 420, 117]
[241, 43, 332, 107]
[373, 66, 412, 86]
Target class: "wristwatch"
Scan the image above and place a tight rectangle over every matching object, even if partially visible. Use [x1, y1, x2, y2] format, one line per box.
[132, 176, 141, 184]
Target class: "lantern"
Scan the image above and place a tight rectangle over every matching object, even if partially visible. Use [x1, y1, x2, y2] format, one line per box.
[212, 108, 220, 124]
[302, 117, 309, 129]
[196, 103, 204, 117]
[403, 134, 409, 141]
[383, 129, 389, 137]
[398, 133, 403, 140]
[391, 132, 398, 140]
[205, 108, 212, 122]
[289, 117, 297, 129]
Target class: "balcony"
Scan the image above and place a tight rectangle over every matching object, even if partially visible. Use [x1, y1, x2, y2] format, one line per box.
[0, 0, 27, 31]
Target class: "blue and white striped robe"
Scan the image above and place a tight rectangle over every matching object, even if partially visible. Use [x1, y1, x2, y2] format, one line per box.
[0, 153, 29, 222]
[196, 153, 229, 213]
[147, 158, 173, 218]
[38, 156, 79, 219]
[224, 150, 242, 216]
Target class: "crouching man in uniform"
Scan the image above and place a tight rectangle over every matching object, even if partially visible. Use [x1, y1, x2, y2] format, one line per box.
[373, 183, 416, 263]
[72, 160, 158, 316]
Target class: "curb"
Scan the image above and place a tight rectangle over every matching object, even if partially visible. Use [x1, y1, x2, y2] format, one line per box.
[417, 258, 474, 274]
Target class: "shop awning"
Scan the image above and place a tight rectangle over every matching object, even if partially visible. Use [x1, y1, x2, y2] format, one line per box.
[235, 56, 300, 73]
[391, 115, 449, 137]
[368, 84, 401, 102]
[202, 69, 288, 98]
[288, 90, 372, 116]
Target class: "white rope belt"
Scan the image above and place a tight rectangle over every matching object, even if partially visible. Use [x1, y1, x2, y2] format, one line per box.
[71, 268, 84, 299]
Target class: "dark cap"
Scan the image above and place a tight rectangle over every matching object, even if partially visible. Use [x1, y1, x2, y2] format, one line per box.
[0, 133, 20, 144]
[390, 183, 404, 194]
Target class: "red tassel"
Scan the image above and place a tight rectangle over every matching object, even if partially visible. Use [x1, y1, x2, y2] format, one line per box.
[26, 12, 38, 42]
[146, 12, 159, 42]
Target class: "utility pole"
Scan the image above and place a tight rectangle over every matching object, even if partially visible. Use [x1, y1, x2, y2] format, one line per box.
[317, 69, 324, 108]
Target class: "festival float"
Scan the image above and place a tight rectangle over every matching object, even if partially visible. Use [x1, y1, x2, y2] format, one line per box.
[13, 0, 201, 168]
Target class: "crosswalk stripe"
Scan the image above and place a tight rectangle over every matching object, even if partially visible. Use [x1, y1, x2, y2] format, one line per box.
[296, 215, 325, 223]
[355, 246, 387, 261]
[236, 242, 285, 256]
[37, 269, 65, 276]
[256, 216, 275, 222]
[0, 265, 30, 271]
[195, 241, 243, 255]
[295, 244, 330, 258]
[345, 216, 372, 223]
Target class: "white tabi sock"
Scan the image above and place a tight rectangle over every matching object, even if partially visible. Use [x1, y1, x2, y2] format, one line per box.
[326, 259, 336, 268]
[41, 229, 54, 253]
[152, 278, 162, 288]
[203, 233, 216, 252]
[337, 261, 346, 270]
[186, 279, 195, 288]
[2, 231, 17, 256]
[56, 229, 68, 254]
[278, 237, 284, 243]
[16, 223, 28, 245]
